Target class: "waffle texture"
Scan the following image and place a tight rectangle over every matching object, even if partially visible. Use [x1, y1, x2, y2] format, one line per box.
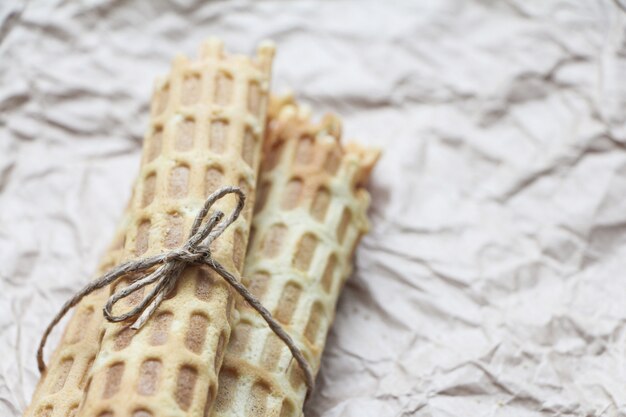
[24, 217, 132, 417]
[210, 96, 379, 416]
[24, 38, 274, 417]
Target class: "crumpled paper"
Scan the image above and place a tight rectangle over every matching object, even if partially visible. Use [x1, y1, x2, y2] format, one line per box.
[2, 1, 626, 416]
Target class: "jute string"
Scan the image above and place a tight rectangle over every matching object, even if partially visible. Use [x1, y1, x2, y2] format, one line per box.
[37, 186, 315, 399]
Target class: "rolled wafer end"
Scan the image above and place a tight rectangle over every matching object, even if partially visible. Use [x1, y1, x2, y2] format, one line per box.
[268, 92, 295, 118]
[319, 113, 342, 139]
[172, 52, 190, 67]
[256, 40, 276, 72]
[345, 142, 381, 188]
[200, 37, 225, 59]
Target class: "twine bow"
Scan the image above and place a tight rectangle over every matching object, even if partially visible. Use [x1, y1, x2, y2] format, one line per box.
[37, 186, 314, 398]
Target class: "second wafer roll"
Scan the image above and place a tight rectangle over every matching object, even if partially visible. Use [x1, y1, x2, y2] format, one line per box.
[211, 96, 379, 416]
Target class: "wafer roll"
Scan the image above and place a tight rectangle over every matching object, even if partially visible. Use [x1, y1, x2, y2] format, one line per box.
[24, 215, 133, 417]
[211, 97, 379, 416]
[24, 39, 274, 417]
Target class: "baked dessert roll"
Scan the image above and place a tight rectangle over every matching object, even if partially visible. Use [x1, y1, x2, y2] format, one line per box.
[25, 38, 274, 417]
[211, 96, 379, 416]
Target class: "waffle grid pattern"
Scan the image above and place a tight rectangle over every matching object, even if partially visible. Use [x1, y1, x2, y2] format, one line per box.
[211, 100, 379, 417]
[25, 39, 274, 417]
[24, 222, 131, 417]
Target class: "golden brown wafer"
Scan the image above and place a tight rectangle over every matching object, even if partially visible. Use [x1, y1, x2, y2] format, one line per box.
[24, 217, 132, 417]
[24, 38, 274, 417]
[210, 96, 379, 416]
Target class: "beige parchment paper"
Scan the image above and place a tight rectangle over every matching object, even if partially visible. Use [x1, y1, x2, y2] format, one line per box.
[1, 1, 626, 416]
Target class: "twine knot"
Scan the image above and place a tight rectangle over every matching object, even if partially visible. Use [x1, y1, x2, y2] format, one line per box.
[165, 246, 212, 264]
[37, 186, 315, 399]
